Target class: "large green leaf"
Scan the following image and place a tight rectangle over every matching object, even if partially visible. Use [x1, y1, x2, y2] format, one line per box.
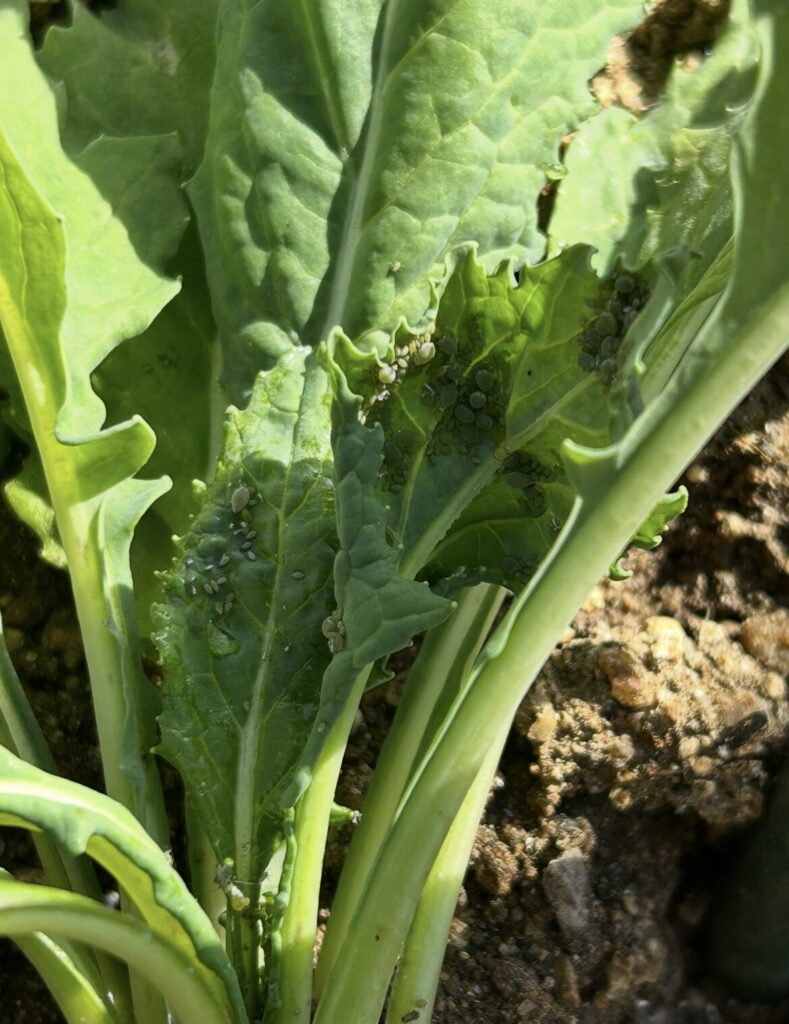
[155, 349, 337, 900]
[328, 247, 667, 597]
[0, 0, 176, 833]
[3, 0, 226, 615]
[38, 0, 220, 175]
[154, 343, 450, 913]
[311, 2, 789, 1015]
[192, 0, 643, 401]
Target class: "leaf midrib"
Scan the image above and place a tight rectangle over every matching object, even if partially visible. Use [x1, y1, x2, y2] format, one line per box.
[316, 0, 402, 341]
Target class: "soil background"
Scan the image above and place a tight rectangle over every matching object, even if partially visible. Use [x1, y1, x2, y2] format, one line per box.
[2, 2, 789, 1023]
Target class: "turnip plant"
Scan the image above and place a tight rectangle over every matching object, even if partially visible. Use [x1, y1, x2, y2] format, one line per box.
[0, 0, 786, 1021]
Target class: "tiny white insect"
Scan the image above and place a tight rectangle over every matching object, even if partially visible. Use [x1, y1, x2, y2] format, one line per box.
[231, 485, 250, 513]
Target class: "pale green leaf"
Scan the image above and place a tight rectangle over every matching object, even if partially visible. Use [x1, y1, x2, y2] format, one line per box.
[0, 0, 176, 831]
[38, 0, 221, 174]
[8, 923, 117, 1024]
[192, 0, 644, 401]
[0, 877, 239, 1024]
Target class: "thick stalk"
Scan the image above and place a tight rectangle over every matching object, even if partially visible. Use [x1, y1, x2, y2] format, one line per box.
[384, 718, 510, 1024]
[312, 297, 788, 1023]
[264, 666, 372, 1024]
[0, 302, 168, 848]
[186, 804, 225, 937]
[315, 584, 503, 995]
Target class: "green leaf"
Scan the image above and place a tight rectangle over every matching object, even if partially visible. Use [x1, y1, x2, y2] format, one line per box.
[0, 0, 224, 597]
[551, 0, 760, 273]
[331, 247, 649, 595]
[192, 0, 644, 401]
[93, 224, 223, 638]
[38, 0, 221, 174]
[0, 747, 245, 1024]
[608, 487, 688, 580]
[154, 348, 338, 898]
[154, 343, 452, 974]
[0, 0, 175, 833]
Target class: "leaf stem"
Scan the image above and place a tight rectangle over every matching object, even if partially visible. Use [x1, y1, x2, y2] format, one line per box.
[264, 666, 372, 1024]
[315, 584, 503, 996]
[384, 717, 510, 1024]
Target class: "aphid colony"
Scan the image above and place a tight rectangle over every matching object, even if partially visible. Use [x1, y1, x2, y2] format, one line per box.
[369, 325, 510, 493]
[321, 608, 346, 654]
[576, 273, 649, 385]
[366, 313, 565, 595]
[178, 481, 262, 617]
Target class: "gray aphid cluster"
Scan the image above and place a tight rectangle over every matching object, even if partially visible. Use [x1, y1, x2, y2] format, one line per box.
[576, 273, 649, 385]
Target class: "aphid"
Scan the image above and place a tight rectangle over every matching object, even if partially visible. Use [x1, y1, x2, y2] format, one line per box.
[475, 412, 493, 430]
[384, 441, 405, 467]
[454, 404, 475, 424]
[469, 391, 487, 409]
[437, 335, 457, 357]
[231, 486, 250, 513]
[615, 274, 635, 294]
[246, 530, 257, 540]
[210, 579, 221, 593]
[216, 576, 227, 586]
[600, 336, 617, 359]
[291, 570, 305, 580]
[413, 340, 436, 365]
[215, 859, 235, 890]
[594, 312, 618, 336]
[189, 585, 197, 596]
[440, 384, 458, 409]
[577, 351, 597, 371]
[396, 357, 408, 369]
[378, 365, 397, 385]
[506, 471, 533, 490]
[246, 550, 257, 561]
[214, 601, 224, 614]
[203, 583, 214, 596]
[241, 540, 253, 551]
[475, 369, 494, 390]
[389, 260, 401, 273]
[219, 553, 230, 567]
[444, 364, 461, 382]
